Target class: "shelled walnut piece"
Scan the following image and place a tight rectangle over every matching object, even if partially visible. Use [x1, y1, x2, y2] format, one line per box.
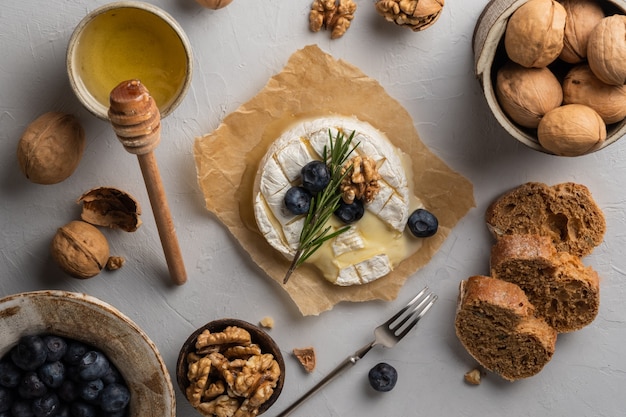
[375, 0, 444, 31]
[186, 326, 281, 417]
[309, 0, 357, 39]
[292, 347, 316, 373]
[340, 155, 381, 204]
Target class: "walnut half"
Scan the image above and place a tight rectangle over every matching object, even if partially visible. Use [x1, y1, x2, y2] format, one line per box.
[309, 0, 357, 39]
[375, 0, 444, 32]
[340, 155, 381, 204]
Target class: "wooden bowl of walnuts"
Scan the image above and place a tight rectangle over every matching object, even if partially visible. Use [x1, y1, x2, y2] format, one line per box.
[176, 318, 285, 417]
[474, 0, 626, 156]
[0, 290, 176, 417]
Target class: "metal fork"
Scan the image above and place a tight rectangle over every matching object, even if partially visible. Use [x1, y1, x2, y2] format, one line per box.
[275, 287, 438, 416]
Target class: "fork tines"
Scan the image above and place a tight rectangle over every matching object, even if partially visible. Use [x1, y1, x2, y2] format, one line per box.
[388, 287, 437, 339]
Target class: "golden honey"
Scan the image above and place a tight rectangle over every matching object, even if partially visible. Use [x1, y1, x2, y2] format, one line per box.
[74, 7, 188, 114]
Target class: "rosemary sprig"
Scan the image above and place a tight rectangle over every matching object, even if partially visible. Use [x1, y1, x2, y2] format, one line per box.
[283, 129, 358, 284]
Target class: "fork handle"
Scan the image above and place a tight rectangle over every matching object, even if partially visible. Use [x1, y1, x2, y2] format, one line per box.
[275, 341, 375, 417]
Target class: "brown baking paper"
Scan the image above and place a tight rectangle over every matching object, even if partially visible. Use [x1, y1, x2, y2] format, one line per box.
[194, 45, 475, 315]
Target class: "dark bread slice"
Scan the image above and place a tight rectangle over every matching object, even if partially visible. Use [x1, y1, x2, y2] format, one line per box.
[455, 275, 557, 381]
[485, 182, 605, 257]
[490, 234, 600, 333]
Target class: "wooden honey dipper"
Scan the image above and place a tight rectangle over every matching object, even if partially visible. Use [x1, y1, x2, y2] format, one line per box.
[108, 79, 187, 286]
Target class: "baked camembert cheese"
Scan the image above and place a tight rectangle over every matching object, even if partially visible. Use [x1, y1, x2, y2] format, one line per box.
[253, 115, 424, 286]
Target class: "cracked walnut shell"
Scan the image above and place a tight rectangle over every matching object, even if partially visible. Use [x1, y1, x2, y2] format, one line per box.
[375, 0, 444, 31]
[78, 187, 142, 232]
[504, 0, 566, 68]
[50, 220, 110, 279]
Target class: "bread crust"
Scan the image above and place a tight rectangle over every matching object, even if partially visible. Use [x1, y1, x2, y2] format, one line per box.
[485, 182, 605, 257]
[455, 276, 557, 381]
[490, 234, 600, 333]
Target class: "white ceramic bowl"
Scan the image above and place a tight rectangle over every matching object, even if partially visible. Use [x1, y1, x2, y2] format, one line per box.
[66, 1, 193, 120]
[0, 290, 175, 417]
[473, 0, 626, 155]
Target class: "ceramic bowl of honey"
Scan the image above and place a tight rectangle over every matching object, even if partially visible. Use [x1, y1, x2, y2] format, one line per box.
[66, 1, 193, 120]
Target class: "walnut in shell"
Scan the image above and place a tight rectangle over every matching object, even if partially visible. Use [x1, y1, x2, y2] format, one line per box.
[563, 64, 626, 124]
[51, 220, 110, 279]
[558, 0, 605, 64]
[17, 112, 85, 185]
[587, 15, 626, 86]
[496, 61, 563, 128]
[374, 0, 444, 32]
[538, 104, 606, 156]
[78, 187, 142, 232]
[504, 0, 566, 68]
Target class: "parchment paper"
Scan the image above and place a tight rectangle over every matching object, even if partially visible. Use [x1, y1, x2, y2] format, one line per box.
[194, 45, 475, 316]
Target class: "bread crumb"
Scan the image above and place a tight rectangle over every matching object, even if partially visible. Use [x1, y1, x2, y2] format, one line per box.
[464, 368, 482, 385]
[259, 316, 274, 329]
[293, 347, 316, 373]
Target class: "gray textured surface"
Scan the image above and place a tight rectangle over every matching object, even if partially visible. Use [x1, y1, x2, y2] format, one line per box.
[1, 1, 625, 416]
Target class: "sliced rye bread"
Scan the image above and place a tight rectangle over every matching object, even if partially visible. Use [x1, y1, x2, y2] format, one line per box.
[490, 234, 600, 333]
[485, 182, 605, 257]
[455, 275, 557, 381]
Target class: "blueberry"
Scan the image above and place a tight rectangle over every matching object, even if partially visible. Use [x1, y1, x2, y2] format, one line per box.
[0, 360, 22, 388]
[37, 361, 65, 389]
[368, 362, 398, 392]
[11, 400, 34, 417]
[31, 392, 60, 417]
[78, 351, 110, 381]
[101, 366, 122, 385]
[334, 198, 364, 224]
[407, 208, 438, 238]
[55, 404, 70, 417]
[63, 342, 88, 366]
[18, 372, 47, 399]
[56, 380, 78, 403]
[70, 402, 96, 417]
[99, 383, 130, 413]
[0, 387, 13, 412]
[42, 335, 67, 363]
[301, 161, 330, 193]
[284, 186, 312, 215]
[79, 379, 104, 403]
[11, 336, 47, 371]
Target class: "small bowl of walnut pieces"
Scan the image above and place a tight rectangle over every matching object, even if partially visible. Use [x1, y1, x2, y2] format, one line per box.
[473, 0, 626, 156]
[0, 290, 176, 417]
[176, 319, 286, 417]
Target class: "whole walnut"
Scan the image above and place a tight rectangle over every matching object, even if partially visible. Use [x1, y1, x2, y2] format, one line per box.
[195, 0, 233, 9]
[587, 15, 626, 86]
[496, 61, 563, 128]
[538, 104, 606, 156]
[17, 112, 85, 185]
[51, 220, 110, 279]
[563, 64, 626, 124]
[504, 0, 566, 68]
[558, 0, 605, 64]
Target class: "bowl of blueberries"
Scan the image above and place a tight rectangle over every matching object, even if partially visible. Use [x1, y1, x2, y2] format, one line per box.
[0, 290, 175, 417]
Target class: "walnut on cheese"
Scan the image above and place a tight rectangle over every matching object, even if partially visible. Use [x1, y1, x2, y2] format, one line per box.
[186, 326, 281, 417]
[341, 155, 381, 204]
[309, 0, 357, 39]
[375, 0, 444, 32]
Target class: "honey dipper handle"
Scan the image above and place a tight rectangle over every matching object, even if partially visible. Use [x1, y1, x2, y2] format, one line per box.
[137, 152, 187, 285]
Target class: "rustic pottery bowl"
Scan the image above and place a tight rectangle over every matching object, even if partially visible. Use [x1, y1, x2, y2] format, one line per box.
[0, 290, 176, 417]
[473, 0, 626, 155]
[66, 1, 193, 120]
[176, 318, 285, 416]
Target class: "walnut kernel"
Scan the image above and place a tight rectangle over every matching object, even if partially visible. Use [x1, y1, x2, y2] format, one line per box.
[17, 112, 85, 185]
[309, 0, 357, 39]
[464, 368, 482, 385]
[340, 155, 381, 204]
[50, 220, 110, 279]
[293, 347, 316, 373]
[504, 0, 566, 68]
